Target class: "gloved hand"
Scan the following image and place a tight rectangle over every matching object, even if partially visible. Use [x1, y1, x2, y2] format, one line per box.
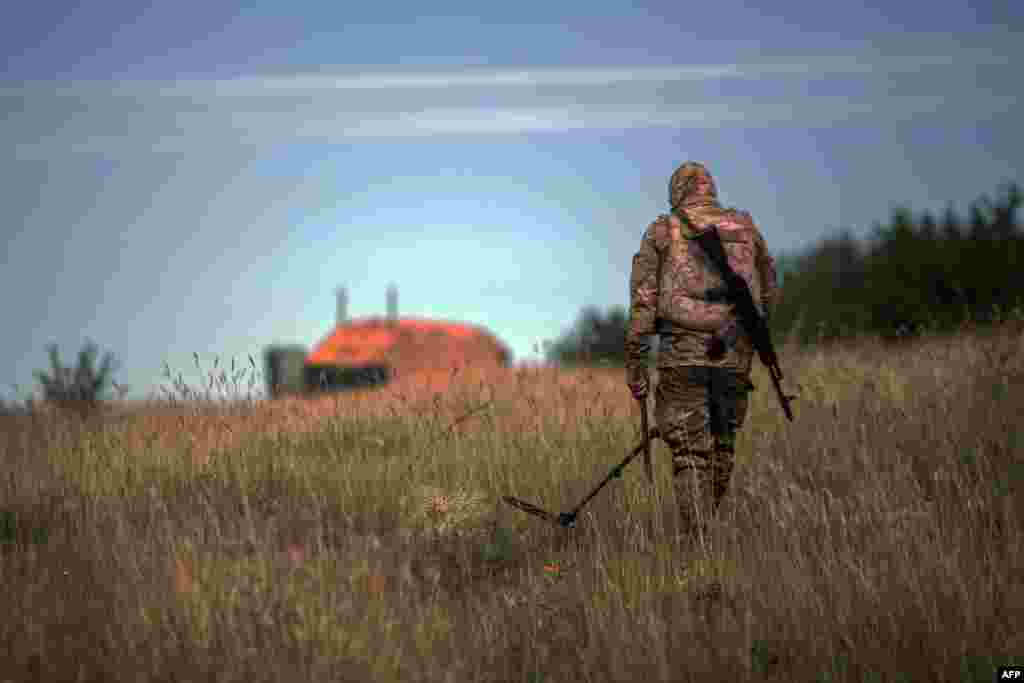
[627, 367, 649, 401]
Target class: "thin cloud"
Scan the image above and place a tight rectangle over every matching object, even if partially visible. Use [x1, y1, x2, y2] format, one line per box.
[236, 95, 1018, 138]
[199, 51, 1014, 95]
[3, 48, 1018, 159]
[12, 94, 1018, 161]
[1, 49, 1010, 97]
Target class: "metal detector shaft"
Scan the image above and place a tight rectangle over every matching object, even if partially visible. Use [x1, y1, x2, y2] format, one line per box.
[566, 426, 661, 517]
[502, 427, 661, 528]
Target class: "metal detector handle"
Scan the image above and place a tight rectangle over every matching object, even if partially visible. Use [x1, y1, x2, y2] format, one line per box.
[640, 399, 653, 483]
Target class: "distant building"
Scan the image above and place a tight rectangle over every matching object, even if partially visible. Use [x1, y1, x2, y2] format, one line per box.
[265, 285, 511, 397]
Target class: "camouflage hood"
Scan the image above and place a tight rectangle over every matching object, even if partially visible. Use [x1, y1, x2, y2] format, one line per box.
[669, 161, 719, 210]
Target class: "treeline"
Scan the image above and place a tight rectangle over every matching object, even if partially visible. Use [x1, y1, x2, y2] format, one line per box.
[547, 183, 1022, 365]
[773, 182, 1022, 345]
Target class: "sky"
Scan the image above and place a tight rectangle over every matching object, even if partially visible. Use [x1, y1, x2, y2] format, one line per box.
[2, 1, 1022, 401]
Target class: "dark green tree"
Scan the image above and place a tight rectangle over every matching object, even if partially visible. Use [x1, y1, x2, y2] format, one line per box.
[546, 305, 629, 366]
[767, 227, 871, 345]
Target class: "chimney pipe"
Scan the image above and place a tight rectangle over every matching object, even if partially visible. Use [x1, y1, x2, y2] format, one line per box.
[386, 283, 398, 322]
[336, 286, 348, 326]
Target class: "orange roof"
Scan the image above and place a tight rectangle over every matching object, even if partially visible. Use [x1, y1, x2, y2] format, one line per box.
[306, 317, 506, 368]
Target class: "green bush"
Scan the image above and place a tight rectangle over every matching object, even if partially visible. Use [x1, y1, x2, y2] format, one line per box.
[32, 340, 126, 417]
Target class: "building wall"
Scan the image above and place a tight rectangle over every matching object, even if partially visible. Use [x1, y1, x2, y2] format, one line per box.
[263, 345, 309, 398]
[304, 363, 391, 393]
[267, 316, 511, 397]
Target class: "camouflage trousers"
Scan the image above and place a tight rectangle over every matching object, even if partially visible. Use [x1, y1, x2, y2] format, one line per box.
[654, 366, 754, 540]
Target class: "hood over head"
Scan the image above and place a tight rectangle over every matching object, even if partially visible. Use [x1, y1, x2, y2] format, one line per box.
[669, 161, 718, 210]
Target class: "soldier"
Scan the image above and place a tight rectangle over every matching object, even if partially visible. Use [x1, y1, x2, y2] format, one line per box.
[626, 161, 778, 544]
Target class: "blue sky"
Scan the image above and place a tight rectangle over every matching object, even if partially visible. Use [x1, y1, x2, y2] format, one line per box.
[2, 1, 1021, 400]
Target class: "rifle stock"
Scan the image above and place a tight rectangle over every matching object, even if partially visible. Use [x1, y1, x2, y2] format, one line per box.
[692, 226, 796, 421]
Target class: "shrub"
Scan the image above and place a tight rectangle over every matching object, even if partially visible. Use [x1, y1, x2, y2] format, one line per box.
[32, 340, 126, 418]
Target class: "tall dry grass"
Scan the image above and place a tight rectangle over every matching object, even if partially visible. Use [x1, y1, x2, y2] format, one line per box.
[1, 326, 1021, 682]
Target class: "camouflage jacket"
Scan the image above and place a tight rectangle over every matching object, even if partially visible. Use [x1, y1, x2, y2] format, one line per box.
[626, 202, 778, 381]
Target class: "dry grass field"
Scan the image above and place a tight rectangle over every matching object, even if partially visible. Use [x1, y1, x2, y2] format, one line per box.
[1, 324, 1021, 682]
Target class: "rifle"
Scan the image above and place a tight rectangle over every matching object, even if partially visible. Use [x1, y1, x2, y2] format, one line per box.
[692, 225, 796, 421]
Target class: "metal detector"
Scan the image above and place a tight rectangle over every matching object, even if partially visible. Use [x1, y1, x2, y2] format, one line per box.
[502, 424, 661, 529]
